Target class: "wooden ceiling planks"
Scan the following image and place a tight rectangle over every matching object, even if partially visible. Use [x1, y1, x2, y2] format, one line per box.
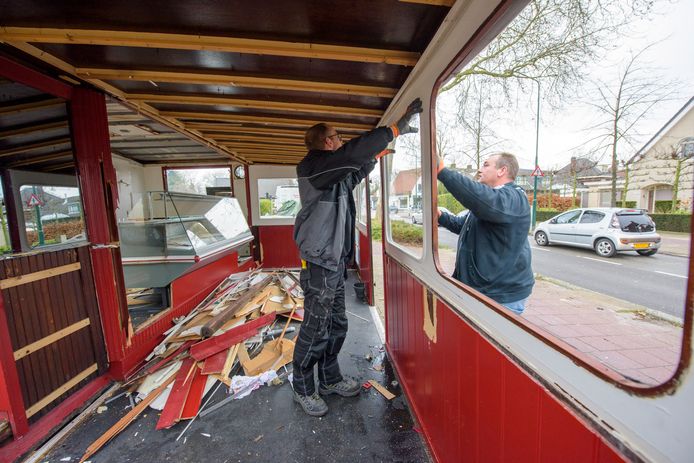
[0, 0, 451, 164]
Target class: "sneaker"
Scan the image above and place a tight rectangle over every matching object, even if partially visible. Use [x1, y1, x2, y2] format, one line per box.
[318, 377, 361, 397]
[293, 391, 328, 417]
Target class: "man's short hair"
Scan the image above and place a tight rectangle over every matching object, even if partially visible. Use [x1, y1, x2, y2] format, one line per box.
[304, 123, 331, 150]
[494, 152, 519, 180]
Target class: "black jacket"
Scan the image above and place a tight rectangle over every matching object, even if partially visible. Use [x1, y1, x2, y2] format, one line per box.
[294, 127, 394, 271]
[437, 168, 534, 303]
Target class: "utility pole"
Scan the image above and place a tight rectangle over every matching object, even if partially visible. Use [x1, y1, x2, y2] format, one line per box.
[531, 80, 541, 229]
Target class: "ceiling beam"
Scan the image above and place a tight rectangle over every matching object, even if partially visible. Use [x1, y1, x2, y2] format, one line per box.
[162, 111, 373, 130]
[44, 162, 75, 172]
[77, 69, 397, 98]
[4, 41, 246, 164]
[0, 98, 64, 115]
[399, 0, 454, 6]
[219, 142, 306, 151]
[0, 120, 68, 140]
[208, 134, 305, 144]
[127, 93, 382, 118]
[6, 151, 73, 167]
[193, 126, 306, 137]
[0, 28, 420, 66]
[0, 137, 72, 158]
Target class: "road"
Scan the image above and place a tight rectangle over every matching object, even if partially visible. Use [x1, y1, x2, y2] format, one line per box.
[530, 240, 687, 319]
[436, 227, 687, 318]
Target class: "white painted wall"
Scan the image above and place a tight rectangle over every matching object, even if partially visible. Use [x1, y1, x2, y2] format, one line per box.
[112, 154, 145, 221]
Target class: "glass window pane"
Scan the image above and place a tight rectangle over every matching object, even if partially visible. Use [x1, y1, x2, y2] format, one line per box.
[166, 167, 231, 195]
[20, 185, 86, 248]
[433, 0, 690, 387]
[258, 178, 301, 218]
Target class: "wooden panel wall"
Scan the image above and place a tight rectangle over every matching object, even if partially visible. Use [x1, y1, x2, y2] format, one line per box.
[258, 225, 300, 269]
[384, 255, 624, 463]
[0, 246, 107, 422]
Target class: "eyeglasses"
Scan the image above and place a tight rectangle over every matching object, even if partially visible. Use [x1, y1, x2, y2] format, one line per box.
[326, 133, 343, 142]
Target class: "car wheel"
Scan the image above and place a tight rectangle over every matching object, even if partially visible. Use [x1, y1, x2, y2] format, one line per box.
[594, 238, 616, 257]
[637, 249, 658, 256]
[534, 231, 549, 246]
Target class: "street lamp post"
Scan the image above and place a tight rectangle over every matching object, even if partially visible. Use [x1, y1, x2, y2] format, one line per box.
[531, 80, 541, 230]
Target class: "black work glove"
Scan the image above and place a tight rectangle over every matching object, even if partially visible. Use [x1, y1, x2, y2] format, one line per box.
[396, 98, 423, 135]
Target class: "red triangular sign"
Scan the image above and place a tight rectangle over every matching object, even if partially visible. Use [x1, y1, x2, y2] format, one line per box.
[27, 193, 44, 207]
[530, 166, 544, 177]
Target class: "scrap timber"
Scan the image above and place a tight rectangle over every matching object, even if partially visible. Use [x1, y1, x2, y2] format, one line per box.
[77, 270, 303, 462]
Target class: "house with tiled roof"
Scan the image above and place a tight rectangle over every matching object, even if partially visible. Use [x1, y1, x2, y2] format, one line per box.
[390, 168, 422, 211]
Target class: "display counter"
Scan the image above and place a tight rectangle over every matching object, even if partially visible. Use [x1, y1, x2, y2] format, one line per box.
[119, 191, 253, 288]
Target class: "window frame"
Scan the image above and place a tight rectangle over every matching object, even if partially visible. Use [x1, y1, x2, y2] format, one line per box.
[427, 0, 689, 396]
[162, 165, 233, 196]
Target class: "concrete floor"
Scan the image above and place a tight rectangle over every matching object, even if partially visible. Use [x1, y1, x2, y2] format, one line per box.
[41, 272, 430, 463]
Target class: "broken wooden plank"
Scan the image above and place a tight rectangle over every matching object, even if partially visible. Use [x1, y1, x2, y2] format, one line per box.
[126, 340, 194, 385]
[201, 348, 229, 375]
[368, 380, 395, 400]
[190, 312, 276, 361]
[238, 338, 294, 376]
[200, 275, 273, 337]
[79, 375, 175, 463]
[179, 366, 207, 420]
[156, 358, 197, 430]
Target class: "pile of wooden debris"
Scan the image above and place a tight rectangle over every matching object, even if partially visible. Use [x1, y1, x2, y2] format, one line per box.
[79, 270, 303, 462]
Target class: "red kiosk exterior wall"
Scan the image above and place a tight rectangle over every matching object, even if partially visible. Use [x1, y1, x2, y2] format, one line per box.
[257, 225, 300, 269]
[383, 255, 624, 463]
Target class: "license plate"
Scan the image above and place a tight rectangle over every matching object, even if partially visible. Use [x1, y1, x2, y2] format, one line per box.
[633, 242, 649, 249]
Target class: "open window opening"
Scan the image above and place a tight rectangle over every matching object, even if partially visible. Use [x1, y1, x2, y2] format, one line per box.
[432, 0, 692, 389]
[107, 101, 253, 329]
[384, 114, 423, 258]
[0, 79, 84, 254]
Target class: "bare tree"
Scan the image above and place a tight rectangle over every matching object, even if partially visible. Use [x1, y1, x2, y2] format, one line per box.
[583, 47, 677, 206]
[440, 0, 658, 104]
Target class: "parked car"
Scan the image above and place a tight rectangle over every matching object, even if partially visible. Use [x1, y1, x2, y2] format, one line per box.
[410, 209, 423, 224]
[534, 208, 661, 257]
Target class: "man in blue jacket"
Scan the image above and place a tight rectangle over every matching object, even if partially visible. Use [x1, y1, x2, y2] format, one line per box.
[437, 152, 534, 315]
[292, 99, 422, 416]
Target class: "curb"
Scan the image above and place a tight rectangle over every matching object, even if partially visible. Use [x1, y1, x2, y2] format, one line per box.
[534, 274, 683, 326]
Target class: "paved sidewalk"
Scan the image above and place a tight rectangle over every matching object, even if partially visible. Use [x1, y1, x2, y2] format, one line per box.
[370, 236, 688, 386]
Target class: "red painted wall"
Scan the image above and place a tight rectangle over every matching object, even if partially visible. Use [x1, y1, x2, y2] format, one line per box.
[384, 255, 624, 463]
[258, 225, 300, 269]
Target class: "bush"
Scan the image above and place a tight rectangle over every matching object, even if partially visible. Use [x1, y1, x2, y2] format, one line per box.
[369, 219, 423, 245]
[26, 219, 84, 246]
[526, 193, 575, 211]
[259, 198, 273, 216]
[437, 193, 464, 214]
[650, 213, 691, 233]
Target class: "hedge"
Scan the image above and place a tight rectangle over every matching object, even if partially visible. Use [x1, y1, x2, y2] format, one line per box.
[371, 219, 423, 244]
[437, 193, 464, 214]
[533, 209, 691, 233]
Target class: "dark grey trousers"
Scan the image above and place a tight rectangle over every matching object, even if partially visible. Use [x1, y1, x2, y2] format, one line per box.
[291, 260, 348, 396]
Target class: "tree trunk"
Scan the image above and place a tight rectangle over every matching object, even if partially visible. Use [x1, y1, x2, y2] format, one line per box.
[621, 164, 629, 207]
[671, 158, 682, 211]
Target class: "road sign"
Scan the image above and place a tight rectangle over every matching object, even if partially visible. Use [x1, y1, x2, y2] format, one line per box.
[27, 193, 44, 207]
[530, 166, 544, 177]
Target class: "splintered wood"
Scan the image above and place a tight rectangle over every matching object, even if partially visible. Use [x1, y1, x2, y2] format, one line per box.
[79, 270, 302, 462]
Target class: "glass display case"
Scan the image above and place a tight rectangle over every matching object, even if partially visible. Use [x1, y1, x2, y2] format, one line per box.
[119, 191, 253, 288]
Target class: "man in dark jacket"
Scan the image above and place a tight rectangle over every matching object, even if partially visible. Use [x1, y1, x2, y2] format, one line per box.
[292, 98, 422, 417]
[437, 152, 534, 315]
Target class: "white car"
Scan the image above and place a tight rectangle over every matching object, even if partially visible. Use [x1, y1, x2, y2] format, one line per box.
[534, 207, 661, 257]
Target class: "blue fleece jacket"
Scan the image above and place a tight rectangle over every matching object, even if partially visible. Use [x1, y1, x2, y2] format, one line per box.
[437, 168, 534, 303]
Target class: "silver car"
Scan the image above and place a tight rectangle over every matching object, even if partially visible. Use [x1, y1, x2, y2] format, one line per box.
[534, 208, 661, 257]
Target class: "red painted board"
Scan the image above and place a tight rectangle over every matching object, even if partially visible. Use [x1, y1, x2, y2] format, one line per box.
[156, 358, 197, 430]
[180, 367, 207, 420]
[130, 340, 195, 380]
[201, 349, 229, 375]
[190, 313, 276, 361]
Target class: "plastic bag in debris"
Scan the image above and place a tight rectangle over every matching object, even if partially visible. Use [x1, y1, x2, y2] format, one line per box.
[370, 346, 385, 371]
[229, 370, 278, 399]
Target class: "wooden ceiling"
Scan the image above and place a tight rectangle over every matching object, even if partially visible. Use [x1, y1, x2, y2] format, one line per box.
[0, 0, 453, 165]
